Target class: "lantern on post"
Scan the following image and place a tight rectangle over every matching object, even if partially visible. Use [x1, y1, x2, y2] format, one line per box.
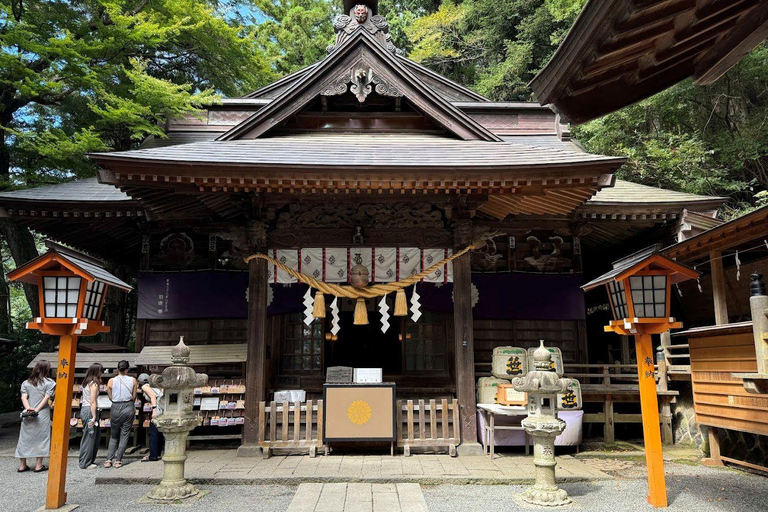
[583, 245, 698, 508]
[8, 241, 131, 511]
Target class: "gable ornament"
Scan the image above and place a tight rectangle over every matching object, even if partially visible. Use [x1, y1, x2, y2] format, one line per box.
[327, 4, 402, 55]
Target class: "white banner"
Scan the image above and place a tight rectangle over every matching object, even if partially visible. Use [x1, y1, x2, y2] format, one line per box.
[266, 247, 453, 284]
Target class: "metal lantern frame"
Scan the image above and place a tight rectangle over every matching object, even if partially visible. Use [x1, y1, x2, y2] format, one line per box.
[583, 245, 699, 509]
[7, 241, 131, 511]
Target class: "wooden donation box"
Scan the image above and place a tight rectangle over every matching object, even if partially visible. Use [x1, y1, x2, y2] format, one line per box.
[323, 383, 396, 442]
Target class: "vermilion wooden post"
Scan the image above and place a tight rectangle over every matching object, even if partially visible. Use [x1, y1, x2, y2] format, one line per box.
[46, 334, 78, 510]
[635, 332, 667, 508]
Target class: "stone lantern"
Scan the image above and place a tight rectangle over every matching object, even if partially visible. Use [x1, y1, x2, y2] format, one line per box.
[146, 337, 208, 502]
[512, 341, 576, 507]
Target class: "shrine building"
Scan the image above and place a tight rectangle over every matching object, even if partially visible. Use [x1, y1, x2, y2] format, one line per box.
[1, 0, 728, 454]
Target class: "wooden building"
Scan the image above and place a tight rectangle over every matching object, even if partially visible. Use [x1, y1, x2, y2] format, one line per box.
[0, 0, 727, 452]
[530, 0, 768, 123]
[663, 205, 768, 471]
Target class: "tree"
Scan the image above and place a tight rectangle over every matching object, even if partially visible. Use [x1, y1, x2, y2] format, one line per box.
[0, 0, 274, 328]
[251, 0, 336, 76]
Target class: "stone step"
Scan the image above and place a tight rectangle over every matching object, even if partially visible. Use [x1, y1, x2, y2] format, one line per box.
[287, 483, 429, 512]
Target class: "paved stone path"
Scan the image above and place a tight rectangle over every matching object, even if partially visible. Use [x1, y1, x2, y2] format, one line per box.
[94, 450, 610, 485]
[287, 483, 429, 512]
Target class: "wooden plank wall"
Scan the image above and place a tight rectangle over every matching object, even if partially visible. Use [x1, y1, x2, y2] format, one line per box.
[690, 332, 768, 436]
[144, 318, 247, 346]
[473, 319, 584, 377]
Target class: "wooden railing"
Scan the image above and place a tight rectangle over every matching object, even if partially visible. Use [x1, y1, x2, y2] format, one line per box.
[561, 363, 677, 445]
[397, 399, 460, 456]
[258, 400, 326, 458]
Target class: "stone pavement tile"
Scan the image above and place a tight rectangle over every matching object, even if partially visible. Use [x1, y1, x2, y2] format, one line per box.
[287, 483, 323, 512]
[316, 483, 348, 512]
[396, 484, 428, 512]
[372, 492, 400, 512]
[279, 456, 303, 469]
[372, 483, 397, 493]
[439, 461, 470, 475]
[347, 483, 373, 501]
[459, 456, 494, 470]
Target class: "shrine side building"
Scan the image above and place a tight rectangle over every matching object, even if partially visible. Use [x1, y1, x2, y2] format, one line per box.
[0, 0, 727, 451]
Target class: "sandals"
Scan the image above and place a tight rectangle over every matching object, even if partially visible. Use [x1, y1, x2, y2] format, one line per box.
[104, 460, 113, 468]
[113, 461, 123, 468]
[34, 466, 48, 473]
[17, 466, 30, 473]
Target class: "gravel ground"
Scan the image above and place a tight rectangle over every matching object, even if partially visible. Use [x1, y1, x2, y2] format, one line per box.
[423, 464, 768, 511]
[2, 424, 767, 512]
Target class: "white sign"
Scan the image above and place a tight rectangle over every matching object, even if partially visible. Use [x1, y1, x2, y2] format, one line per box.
[200, 397, 220, 411]
[354, 368, 383, 383]
[274, 390, 306, 403]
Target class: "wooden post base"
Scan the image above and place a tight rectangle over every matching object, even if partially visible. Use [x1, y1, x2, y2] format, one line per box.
[35, 503, 79, 512]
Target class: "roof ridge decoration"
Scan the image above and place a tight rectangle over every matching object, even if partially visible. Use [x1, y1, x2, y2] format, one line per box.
[217, 28, 500, 141]
[328, 4, 402, 56]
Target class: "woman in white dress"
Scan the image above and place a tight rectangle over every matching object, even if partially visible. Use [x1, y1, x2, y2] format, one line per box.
[16, 360, 55, 473]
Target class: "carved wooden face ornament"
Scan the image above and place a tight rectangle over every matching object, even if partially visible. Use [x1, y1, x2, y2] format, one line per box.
[354, 4, 368, 23]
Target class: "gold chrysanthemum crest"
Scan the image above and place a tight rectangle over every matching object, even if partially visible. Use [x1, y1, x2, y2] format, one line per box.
[347, 400, 372, 425]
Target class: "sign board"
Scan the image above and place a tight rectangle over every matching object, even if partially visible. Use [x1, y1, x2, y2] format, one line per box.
[496, 383, 528, 406]
[354, 368, 383, 383]
[323, 383, 396, 442]
[326, 366, 354, 383]
[200, 397, 220, 411]
[526, 345, 564, 376]
[558, 379, 582, 410]
[274, 390, 306, 403]
[492, 346, 528, 379]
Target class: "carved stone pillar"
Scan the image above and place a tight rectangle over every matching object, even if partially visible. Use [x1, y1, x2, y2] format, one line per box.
[453, 220, 482, 455]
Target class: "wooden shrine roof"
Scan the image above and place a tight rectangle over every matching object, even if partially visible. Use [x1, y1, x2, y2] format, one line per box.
[580, 180, 725, 212]
[92, 133, 624, 171]
[135, 344, 247, 366]
[0, 178, 144, 264]
[28, 352, 137, 370]
[530, 0, 768, 124]
[663, 204, 768, 263]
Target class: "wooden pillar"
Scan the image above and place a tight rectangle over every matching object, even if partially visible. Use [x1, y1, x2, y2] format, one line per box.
[453, 250, 481, 454]
[710, 250, 728, 325]
[243, 256, 268, 447]
[46, 334, 78, 510]
[635, 333, 668, 508]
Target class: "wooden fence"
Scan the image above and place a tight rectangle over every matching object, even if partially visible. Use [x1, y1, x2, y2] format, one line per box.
[257, 398, 460, 456]
[397, 399, 460, 456]
[563, 363, 677, 445]
[258, 400, 326, 458]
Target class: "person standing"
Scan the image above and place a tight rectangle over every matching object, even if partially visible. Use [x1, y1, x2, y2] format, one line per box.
[138, 373, 164, 462]
[104, 360, 136, 468]
[78, 363, 104, 469]
[16, 360, 55, 473]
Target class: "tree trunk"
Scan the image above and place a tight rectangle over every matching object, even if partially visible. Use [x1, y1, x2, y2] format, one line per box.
[0, 219, 39, 317]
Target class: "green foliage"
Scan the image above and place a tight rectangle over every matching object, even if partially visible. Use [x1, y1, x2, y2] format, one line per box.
[251, 0, 336, 76]
[0, 0, 273, 187]
[403, 0, 581, 100]
[575, 45, 768, 208]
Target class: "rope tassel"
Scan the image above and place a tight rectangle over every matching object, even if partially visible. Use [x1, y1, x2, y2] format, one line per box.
[313, 291, 326, 318]
[394, 289, 408, 316]
[354, 298, 369, 325]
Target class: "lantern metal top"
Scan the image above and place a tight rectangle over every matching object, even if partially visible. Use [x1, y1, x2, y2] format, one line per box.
[582, 244, 699, 292]
[7, 241, 132, 291]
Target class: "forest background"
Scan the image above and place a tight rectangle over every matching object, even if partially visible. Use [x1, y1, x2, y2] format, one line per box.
[0, 0, 766, 410]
